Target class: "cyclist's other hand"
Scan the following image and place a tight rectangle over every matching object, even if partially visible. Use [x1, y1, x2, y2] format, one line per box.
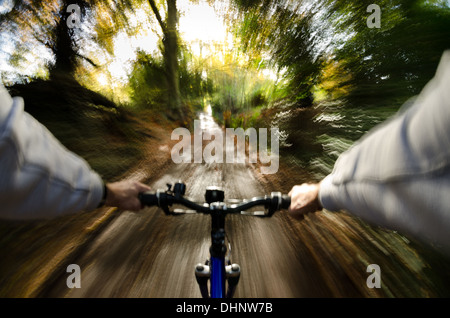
[288, 183, 322, 220]
[105, 180, 151, 211]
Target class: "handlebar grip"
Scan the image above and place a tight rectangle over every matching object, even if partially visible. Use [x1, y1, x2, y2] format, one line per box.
[267, 192, 291, 216]
[139, 191, 159, 206]
[281, 194, 291, 210]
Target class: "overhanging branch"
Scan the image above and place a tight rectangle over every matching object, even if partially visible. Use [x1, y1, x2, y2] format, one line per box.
[148, 0, 167, 35]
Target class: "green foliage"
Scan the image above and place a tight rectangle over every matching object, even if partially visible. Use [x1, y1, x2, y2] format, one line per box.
[207, 62, 277, 127]
[231, 0, 325, 107]
[178, 49, 213, 111]
[129, 51, 167, 111]
[0, 0, 140, 81]
[323, 0, 450, 107]
[227, 0, 450, 178]
[129, 48, 210, 121]
[231, 0, 450, 110]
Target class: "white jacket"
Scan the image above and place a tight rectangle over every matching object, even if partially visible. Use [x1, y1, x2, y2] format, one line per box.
[319, 51, 450, 254]
[0, 85, 103, 220]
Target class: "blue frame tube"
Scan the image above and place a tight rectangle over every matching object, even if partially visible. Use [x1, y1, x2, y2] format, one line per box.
[210, 256, 225, 298]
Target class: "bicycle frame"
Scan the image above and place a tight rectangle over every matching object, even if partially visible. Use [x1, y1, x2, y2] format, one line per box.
[139, 182, 290, 298]
[194, 202, 240, 298]
[210, 257, 225, 297]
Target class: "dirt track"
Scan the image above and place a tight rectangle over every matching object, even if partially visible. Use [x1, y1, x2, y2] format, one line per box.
[41, 112, 450, 298]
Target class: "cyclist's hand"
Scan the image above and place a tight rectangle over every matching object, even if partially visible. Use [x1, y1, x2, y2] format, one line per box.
[105, 180, 151, 211]
[288, 183, 322, 219]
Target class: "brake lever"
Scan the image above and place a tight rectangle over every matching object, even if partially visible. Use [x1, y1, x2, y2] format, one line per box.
[157, 187, 175, 215]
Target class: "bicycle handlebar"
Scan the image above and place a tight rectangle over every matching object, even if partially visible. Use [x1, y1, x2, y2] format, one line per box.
[138, 182, 290, 217]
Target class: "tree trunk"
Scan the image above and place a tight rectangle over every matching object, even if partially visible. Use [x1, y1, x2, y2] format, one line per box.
[163, 0, 182, 118]
[148, 0, 182, 119]
[49, 1, 78, 79]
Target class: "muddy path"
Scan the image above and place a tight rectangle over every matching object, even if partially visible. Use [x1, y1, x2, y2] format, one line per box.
[41, 112, 450, 298]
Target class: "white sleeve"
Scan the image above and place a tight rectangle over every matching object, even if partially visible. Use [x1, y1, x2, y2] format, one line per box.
[0, 85, 104, 220]
[318, 51, 450, 253]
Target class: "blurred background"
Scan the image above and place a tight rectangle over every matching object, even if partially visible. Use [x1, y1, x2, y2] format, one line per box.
[2, 0, 449, 179]
[1, 0, 450, 298]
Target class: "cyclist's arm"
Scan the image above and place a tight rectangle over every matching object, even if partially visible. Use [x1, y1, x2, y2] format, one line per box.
[0, 85, 149, 220]
[292, 51, 450, 254]
[323, 51, 450, 253]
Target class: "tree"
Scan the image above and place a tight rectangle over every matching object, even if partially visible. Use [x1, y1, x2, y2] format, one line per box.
[0, 0, 138, 82]
[322, 0, 450, 106]
[148, 0, 182, 119]
[230, 0, 326, 107]
[50, 0, 93, 79]
[0, 0, 130, 113]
